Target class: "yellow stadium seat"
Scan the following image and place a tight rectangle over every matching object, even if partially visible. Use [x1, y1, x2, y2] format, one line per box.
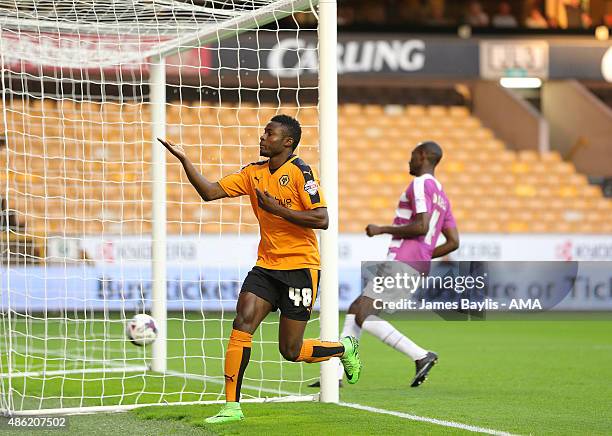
[558, 186, 579, 198]
[511, 161, 531, 174]
[506, 221, 530, 233]
[340, 221, 364, 233]
[363, 105, 384, 116]
[443, 161, 465, 173]
[483, 163, 505, 175]
[554, 161, 575, 175]
[581, 185, 602, 198]
[489, 185, 510, 199]
[474, 128, 495, 140]
[460, 220, 480, 232]
[437, 117, 459, 131]
[463, 117, 482, 128]
[551, 221, 575, 233]
[341, 104, 362, 115]
[478, 219, 503, 233]
[541, 151, 562, 162]
[368, 197, 392, 210]
[406, 105, 427, 117]
[515, 184, 537, 197]
[533, 221, 563, 233]
[427, 106, 447, 117]
[498, 150, 516, 163]
[518, 150, 539, 162]
[567, 174, 588, 187]
[449, 106, 469, 118]
[583, 211, 605, 225]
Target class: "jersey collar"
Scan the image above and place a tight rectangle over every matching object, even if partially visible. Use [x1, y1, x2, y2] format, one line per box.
[268, 154, 297, 175]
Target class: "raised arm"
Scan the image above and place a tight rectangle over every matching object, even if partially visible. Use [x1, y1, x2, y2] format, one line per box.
[157, 138, 227, 202]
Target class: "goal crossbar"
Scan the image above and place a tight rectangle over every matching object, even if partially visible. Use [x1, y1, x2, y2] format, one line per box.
[157, 0, 318, 59]
[0, 0, 319, 67]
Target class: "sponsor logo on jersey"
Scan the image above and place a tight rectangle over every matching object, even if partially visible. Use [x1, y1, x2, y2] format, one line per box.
[304, 180, 318, 195]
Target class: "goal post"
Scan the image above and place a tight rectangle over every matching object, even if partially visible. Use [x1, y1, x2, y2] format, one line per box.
[318, 0, 340, 404]
[149, 57, 167, 374]
[0, 0, 339, 415]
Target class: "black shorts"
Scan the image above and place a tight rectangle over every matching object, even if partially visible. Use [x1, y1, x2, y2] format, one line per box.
[241, 266, 321, 321]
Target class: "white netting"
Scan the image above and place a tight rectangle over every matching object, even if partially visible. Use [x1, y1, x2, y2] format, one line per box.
[0, 0, 321, 414]
[0, 0, 298, 34]
[0, 0, 314, 65]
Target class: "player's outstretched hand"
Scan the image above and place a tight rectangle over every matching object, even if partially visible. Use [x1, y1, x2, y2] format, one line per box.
[255, 189, 280, 213]
[365, 224, 382, 237]
[157, 138, 187, 161]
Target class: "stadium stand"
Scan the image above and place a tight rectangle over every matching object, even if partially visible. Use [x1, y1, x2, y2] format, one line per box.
[2, 99, 611, 236]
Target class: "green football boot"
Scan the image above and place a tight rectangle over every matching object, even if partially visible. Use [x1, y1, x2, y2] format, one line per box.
[205, 402, 244, 424]
[340, 336, 362, 384]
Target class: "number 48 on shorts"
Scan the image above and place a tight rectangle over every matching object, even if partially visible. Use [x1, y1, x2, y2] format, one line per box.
[289, 287, 312, 307]
[241, 266, 320, 321]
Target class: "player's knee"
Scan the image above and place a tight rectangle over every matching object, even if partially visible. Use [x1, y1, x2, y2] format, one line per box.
[279, 341, 301, 362]
[354, 311, 367, 327]
[354, 302, 375, 327]
[233, 312, 257, 334]
[347, 298, 365, 326]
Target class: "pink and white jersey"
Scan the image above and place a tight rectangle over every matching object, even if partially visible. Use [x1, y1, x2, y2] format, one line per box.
[387, 174, 456, 273]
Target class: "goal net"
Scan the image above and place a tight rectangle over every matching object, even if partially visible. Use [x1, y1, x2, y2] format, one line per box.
[0, 0, 328, 414]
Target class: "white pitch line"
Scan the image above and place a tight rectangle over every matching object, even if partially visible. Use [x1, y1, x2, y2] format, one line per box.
[339, 402, 520, 436]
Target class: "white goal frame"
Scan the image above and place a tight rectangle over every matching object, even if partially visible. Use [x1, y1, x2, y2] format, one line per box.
[0, 0, 339, 415]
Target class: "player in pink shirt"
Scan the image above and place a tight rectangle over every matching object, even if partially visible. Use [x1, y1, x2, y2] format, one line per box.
[342, 141, 459, 388]
[385, 152, 456, 275]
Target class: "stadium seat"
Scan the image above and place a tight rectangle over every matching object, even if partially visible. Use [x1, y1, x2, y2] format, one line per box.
[6, 99, 610, 236]
[427, 105, 448, 117]
[448, 106, 469, 118]
[405, 105, 427, 117]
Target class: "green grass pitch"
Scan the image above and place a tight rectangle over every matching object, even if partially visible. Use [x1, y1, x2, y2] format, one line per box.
[1, 313, 611, 435]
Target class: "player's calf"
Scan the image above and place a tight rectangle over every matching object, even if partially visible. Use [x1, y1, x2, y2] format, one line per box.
[279, 340, 302, 362]
[294, 339, 344, 363]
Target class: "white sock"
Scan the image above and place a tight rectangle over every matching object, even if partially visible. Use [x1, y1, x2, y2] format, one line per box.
[338, 314, 361, 380]
[361, 315, 428, 361]
[340, 314, 362, 339]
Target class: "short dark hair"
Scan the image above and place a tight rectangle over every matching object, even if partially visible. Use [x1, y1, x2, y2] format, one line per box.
[271, 114, 302, 150]
[417, 141, 443, 166]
